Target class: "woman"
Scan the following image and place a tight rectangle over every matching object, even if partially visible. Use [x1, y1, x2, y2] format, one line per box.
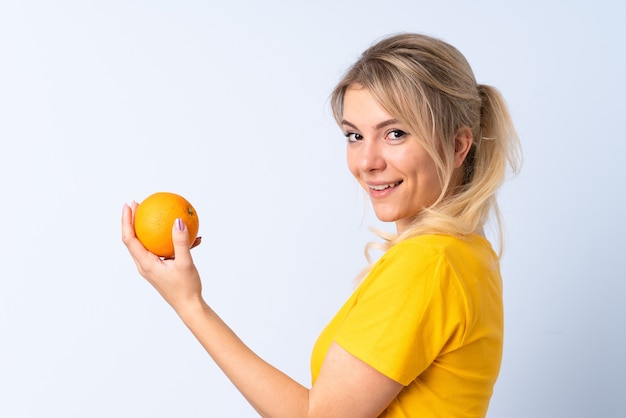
[122, 32, 521, 417]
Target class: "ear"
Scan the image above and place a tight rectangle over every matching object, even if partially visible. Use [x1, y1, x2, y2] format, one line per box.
[453, 127, 473, 168]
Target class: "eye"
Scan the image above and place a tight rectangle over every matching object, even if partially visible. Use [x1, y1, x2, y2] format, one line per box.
[385, 129, 408, 142]
[344, 132, 363, 143]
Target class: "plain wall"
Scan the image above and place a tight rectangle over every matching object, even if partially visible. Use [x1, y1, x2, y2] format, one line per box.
[1, 1, 624, 416]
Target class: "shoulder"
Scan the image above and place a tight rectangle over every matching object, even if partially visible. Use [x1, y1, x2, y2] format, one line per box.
[380, 234, 494, 267]
[392, 233, 494, 253]
[364, 234, 498, 292]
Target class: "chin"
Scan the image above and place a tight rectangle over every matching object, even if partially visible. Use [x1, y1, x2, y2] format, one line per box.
[372, 211, 400, 223]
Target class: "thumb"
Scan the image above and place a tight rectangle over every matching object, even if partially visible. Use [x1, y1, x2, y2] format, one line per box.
[172, 218, 193, 265]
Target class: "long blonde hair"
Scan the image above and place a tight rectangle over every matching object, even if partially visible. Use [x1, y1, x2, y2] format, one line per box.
[331, 33, 522, 271]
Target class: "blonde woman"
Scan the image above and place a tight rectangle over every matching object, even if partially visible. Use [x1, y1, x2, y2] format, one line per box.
[122, 32, 521, 417]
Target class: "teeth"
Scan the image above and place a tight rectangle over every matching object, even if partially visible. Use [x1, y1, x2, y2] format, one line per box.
[369, 182, 400, 191]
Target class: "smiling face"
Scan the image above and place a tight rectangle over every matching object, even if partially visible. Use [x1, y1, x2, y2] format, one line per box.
[343, 85, 443, 234]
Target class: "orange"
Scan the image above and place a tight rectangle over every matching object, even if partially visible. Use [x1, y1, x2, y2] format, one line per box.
[134, 192, 200, 258]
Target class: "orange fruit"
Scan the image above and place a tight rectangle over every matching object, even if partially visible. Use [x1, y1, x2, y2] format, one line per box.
[134, 192, 200, 258]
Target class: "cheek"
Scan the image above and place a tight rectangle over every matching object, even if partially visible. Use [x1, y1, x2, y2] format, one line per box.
[346, 151, 360, 179]
[409, 156, 442, 197]
[421, 167, 444, 200]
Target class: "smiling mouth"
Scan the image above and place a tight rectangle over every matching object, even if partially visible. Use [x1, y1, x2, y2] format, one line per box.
[368, 181, 403, 191]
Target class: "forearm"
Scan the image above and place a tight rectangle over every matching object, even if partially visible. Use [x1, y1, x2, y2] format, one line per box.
[176, 300, 310, 418]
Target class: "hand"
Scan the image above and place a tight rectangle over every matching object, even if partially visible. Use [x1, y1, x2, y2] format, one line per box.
[121, 202, 204, 313]
[163, 234, 202, 260]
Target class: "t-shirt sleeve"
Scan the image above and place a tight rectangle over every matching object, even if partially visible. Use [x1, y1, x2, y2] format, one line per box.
[333, 240, 468, 386]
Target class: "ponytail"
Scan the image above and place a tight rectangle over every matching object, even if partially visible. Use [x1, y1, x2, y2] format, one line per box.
[477, 84, 522, 181]
[331, 33, 522, 281]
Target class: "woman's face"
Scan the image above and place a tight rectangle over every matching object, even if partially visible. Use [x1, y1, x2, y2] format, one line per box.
[343, 85, 442, 234]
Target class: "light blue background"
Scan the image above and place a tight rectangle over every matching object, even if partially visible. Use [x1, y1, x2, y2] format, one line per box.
[1, 1, 624, 417]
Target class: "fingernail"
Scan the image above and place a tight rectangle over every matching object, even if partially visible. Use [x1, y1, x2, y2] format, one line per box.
[175, 218, 184, 231]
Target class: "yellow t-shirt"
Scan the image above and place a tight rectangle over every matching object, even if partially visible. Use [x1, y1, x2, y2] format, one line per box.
[311, 234, 503, 417]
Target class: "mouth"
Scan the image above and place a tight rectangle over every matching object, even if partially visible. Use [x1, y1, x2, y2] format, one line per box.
[368, 180, 403, 191]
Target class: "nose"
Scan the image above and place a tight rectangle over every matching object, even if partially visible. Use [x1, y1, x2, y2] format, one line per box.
[357, 138, 386, 172]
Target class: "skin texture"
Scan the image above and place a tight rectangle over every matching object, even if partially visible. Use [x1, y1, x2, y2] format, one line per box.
[122, 201, 402, 418]
[121, 85, 471, 417]
[343, 85, 472, 235]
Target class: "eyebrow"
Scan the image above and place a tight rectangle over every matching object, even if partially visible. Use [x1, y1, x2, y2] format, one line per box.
[341, 118, 401, 131]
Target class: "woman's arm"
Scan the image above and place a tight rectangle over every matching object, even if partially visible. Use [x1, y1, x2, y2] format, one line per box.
[121, 203, 402, 417]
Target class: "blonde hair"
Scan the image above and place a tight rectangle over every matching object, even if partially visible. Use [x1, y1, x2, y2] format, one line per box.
[331, 33, 522, 272]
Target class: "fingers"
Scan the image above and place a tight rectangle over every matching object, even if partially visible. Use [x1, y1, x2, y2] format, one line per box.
[121, 203, 158, 269]
[121, 203, 136, 243]
[162, 236, 201, 260]
[122, 204, 203, 311]
[172, 218, 193, 266]
[122, 202, 198, 269]
[190, 236, 202, 250]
